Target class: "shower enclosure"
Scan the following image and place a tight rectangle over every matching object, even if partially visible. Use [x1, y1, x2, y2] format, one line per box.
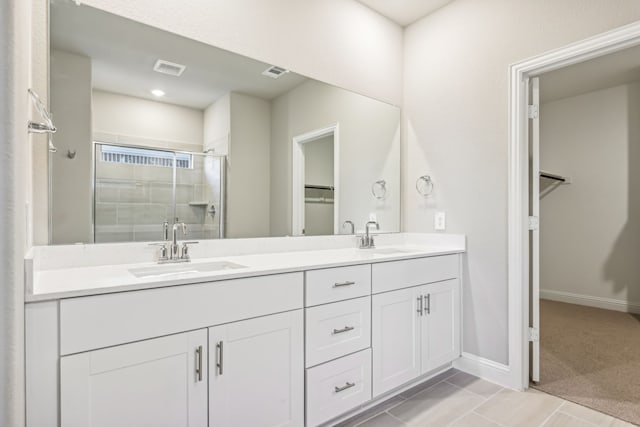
[93, 143, 225, 243]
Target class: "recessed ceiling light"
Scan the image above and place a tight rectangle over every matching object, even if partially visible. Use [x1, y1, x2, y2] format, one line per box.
[151, 89, 165, 97]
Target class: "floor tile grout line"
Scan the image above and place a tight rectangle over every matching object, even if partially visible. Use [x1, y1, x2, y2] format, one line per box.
[536, 401, 566, 427]
[443, 379, 504, 401]
[385, 411, 410, 426]
[444, 385, 508, 427]
[556, 410, 611, 427]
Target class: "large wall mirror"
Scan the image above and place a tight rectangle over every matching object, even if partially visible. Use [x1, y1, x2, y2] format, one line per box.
[48, 0, 400, 244]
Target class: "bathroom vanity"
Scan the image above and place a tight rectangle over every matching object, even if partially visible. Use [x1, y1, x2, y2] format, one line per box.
[25, 233, 464, 427]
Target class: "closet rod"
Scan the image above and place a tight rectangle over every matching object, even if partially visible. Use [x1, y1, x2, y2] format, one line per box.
[539, 171, 566, 183]
[305, 184, 335, 191]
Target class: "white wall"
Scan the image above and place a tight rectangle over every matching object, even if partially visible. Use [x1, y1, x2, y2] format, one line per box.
[271, 80, 400, 236]
[540, 82, 640, 309]
[227, 92, 271, 238]
[1, 0, 30, 425]
[81, 0, 403, 106]
[403, 0, 640, 365]
[93, 90, 204, 148]
[50, 49, 93, 244]
[203, 94, 231, 155]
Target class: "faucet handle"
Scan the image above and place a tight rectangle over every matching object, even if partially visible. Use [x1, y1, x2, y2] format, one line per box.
[149, 242, 169, 261]
[180, 241, 199, 260]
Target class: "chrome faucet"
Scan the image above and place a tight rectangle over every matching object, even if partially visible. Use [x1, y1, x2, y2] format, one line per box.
[359, 221, 379, 249]
[151, 219, 198, 263]
[171, 221, 187, 259]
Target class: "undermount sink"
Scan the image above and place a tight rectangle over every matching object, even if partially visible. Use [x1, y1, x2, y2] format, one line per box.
[360, 247, 415, 255]
[129, 261, 247, 278]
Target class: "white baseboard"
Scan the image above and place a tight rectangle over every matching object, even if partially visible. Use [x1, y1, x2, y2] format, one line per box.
[540, 289, 640, 314]
[453, 352, 515, 389]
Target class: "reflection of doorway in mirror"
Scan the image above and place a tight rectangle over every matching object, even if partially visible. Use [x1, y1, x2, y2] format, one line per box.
[292, 125, 339, 236]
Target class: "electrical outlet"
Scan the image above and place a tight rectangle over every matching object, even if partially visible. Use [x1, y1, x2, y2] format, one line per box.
[434, 211, 446, 231]
[369, 213, 377, 222]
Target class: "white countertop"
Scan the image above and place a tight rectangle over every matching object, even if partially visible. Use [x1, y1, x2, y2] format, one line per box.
[25, 233, 465, 302]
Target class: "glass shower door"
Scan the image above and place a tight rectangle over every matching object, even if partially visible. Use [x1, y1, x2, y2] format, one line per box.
[94, 143, 175, 243]
[174, 152, 225, 240]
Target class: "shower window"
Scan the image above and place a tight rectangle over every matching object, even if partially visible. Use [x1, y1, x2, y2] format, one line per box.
[100, 144, 193, 169]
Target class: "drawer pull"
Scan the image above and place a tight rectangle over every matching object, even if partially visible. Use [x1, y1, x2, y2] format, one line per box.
[333, 281, 356, 288]
[332, 326, 355, 335]
[334, 382, 356, 393]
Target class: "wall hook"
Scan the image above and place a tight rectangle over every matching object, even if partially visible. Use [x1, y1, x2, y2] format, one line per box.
[67, 150, 77, 159]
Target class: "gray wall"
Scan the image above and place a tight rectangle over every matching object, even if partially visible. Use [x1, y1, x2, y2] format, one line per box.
[270, 80, 400, 235]
[227, 93, 271, 238]
[50, 49, 93, 244]
[403, 0, 640, 364]
[540, 82, 640, 308]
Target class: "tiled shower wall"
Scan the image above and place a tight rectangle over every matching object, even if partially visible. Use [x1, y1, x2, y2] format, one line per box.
[94, 152, 222, 243]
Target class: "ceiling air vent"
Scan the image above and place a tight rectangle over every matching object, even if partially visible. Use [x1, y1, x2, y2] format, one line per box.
[153, 59, 186, 77]
[262, 65, 289, 79]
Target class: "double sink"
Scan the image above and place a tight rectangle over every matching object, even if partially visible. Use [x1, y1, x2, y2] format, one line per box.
[128, 247, 414, 279]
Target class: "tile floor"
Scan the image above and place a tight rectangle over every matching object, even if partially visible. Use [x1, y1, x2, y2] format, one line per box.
[337, 369, 635, 427]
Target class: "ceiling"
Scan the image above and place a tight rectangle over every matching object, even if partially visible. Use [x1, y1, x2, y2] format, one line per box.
[356, 0, 455, 26]
[540, 44, 640, 103]
[50, 2, 308, 110]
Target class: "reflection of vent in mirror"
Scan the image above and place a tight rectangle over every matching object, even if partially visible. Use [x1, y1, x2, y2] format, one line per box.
[153, 59, 186, 77]
[100, 144, 192, 169]
[262, 65, 289, 79]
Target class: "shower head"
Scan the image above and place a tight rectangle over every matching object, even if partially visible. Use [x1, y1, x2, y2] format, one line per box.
[203, 148, 215, 154]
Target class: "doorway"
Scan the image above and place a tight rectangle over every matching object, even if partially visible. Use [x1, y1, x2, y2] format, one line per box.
[292, 124, 339, 236]
[510, 22, 640, 425]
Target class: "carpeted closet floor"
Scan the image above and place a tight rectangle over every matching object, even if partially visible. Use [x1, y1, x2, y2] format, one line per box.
[533, 299, 640, 425]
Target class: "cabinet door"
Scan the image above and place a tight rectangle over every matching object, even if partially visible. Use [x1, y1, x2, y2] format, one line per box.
[420, 279, 460, 372]
[209, 310, 304, 427]
[61, 330, 207, 427]
[372, 287, 421, 397]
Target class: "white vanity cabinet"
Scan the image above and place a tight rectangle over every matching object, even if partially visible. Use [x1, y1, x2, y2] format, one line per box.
[60, 330, 208, 427]
[209, 310, 304, 427]
[27, 250, 464, 427]
[371, 255, 461, 397]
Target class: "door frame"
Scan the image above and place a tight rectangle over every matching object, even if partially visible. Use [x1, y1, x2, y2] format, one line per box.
[508, 21, 640, 390]
[291, 123, 340, 236]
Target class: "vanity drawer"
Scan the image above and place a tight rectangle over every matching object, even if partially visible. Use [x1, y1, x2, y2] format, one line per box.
[372, 255, 459, 294]
[305, 296, 371, 368]
[60, 273, 303, 355]
[306, 349, 372, 427]
[305, 265, 371, 306]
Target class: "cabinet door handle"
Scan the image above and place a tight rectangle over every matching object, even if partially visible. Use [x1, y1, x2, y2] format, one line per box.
[334, 281, 355, 288]
[334, 382, 356, 393]
[332, 326, 355, 335]
[425, 294, 431, 315]
[417, 295, 423, 316]
[216, 341, 224, 375]
[195, 345, 203, 382]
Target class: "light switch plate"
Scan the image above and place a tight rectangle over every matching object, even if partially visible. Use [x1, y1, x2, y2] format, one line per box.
[434, 211, 446, 231]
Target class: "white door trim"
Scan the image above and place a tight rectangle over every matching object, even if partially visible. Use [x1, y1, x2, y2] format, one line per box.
[292, 124, 340, 236]
[508, 21, 640, 390]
